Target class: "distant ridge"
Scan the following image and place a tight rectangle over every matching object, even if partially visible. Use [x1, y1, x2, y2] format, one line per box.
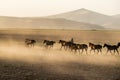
[0, 16, 104, 30]
[47, 8, 120, 29]
[112, 14, 120, 18]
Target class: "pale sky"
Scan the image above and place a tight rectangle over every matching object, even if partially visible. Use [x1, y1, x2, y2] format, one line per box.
[0, 0, 119, 17]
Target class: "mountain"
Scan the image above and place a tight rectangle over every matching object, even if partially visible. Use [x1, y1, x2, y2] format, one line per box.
[112, 14, 120, 18]
[0, 16, 104, 30]
[47, 8, 120, 29]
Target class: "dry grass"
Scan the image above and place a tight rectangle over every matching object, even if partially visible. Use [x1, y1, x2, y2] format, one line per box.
[0, 29, 120, 80]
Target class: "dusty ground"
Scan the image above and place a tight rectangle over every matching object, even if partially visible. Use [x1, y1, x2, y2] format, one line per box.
[0, 29, 120, 80]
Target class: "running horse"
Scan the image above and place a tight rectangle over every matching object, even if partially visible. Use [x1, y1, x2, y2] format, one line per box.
[59, 40, 67, 49]
[77, 44, 88, 54]
[25, 39, 36, 47]
[103, 43, 119, 55]
[43, 40, 56, 48]
[89, 42, 102, 54]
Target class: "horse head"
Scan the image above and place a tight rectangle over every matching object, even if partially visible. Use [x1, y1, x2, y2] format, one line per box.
[118, 42, 120, 47]
[103, 43, 107, 48]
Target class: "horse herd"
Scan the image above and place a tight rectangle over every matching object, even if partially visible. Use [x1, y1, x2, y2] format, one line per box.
[25, 38, 120, 55]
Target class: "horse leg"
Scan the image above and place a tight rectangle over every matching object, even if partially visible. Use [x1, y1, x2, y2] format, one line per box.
[100, 49, 102, 55]
[97, 49, 99, 54]
[94, 49, 95, 54]
[65, 46, 67, 51]
[75, 49, 77, 54]
[64, 46, 66, 50]
[73, 49, 75, 54]
[60, 45, 63, 50]
[71, 48, 73, 53]
[51, 45, 54, 48]
[49, 45, 51, 49]
[44, 45, 47, 48]
[81, 49, 83, 54]
[46, 45, 48, 49]
[64, 45, 66, 50]
[78, 49, 81, 54]
[110, 50, 112, 55]
[113, 49, 116, 55]
[31, 44, 34, 47]
[90, 49, 92, 54]
[63, 45, 66, 50]
[32, 44, 34, 47]
[116, 49, 119, 55]
[50, 45, 53, 48]
[28, 44, 30, 47]
[85, 48, 87, 54]
[25, 44, 28, 47]
[106, 49, 109, 55]
[45, 45, 47, 48]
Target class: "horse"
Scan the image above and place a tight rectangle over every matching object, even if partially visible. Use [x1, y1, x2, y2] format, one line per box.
[103, 43, 119, 55]
[118, 42, 120, 47]
[64, 41, 74, 50]
[77, 44, 88, 54]
[43, 40, 56, 48]
[89, 42, 102, 54]
[25, 39, 36, 47]
[59, 40, 67, 49]
[59, 40, 74, 50]
[70, 43, 79, 53]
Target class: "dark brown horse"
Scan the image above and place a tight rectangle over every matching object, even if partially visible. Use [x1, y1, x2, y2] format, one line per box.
[59, 40, 74, 50]
[25, 39, 36, 47]
[65, 41, 74, 50]
[70, 43, 79, 53]
[77, 44, 88, 54]
[43, 40, 56, 48]
[118, 42, 120, 47]
[103, 43, 119, 55]
[89, 43, 102, 54]
[59, 40, 67, 49]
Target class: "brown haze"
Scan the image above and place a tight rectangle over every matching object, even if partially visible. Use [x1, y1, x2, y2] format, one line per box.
[0, 16, 104, 30]
[0, 29, 120, 80]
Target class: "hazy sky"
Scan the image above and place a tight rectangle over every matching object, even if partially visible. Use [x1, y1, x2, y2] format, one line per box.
[0, 0, 119, 17]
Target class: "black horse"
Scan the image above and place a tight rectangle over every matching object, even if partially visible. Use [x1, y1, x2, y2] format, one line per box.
[103, 43, 119, 55]
[59, 40, 74, 50]
[70, 43, 79, 53]
[77, 44, 88, 54]
[25, 39, 36, 47]
[118, 42, 120, 47]
[65, 41, 74, 50]
[89, 42, 102, 54]
[59, 40, 67, 49]
[43, 40, 56, 48]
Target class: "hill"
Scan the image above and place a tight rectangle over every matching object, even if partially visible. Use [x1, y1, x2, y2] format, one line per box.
[47, 8, 120, 29]
[0, 16, 104, 30]
[112, 14, 120, 18]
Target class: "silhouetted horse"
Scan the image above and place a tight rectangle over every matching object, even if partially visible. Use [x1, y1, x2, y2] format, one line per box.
[118, 42, 120, 47]
[103, 43, 119, 55]
[25, 39, 36, 47]
[77, 44, 88, 54]
[43, 40, 56, 48]
[59, 40, 74, 50]
[70, 43, 79, 53]
[59, 40, 67, 49]
[65, 41, 74, 50]
[89, 42, 102, 54]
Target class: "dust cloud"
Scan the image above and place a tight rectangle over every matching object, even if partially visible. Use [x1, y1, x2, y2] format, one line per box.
[0, 40, 120, 80]
[0, 40, 119, 66]
[0, 30, 120, 80]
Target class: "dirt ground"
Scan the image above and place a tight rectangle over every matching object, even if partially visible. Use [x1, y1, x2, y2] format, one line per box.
[0, 29, 120, 80]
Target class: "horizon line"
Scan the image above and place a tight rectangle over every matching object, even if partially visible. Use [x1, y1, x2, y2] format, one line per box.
[0, 8, 119, 17]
